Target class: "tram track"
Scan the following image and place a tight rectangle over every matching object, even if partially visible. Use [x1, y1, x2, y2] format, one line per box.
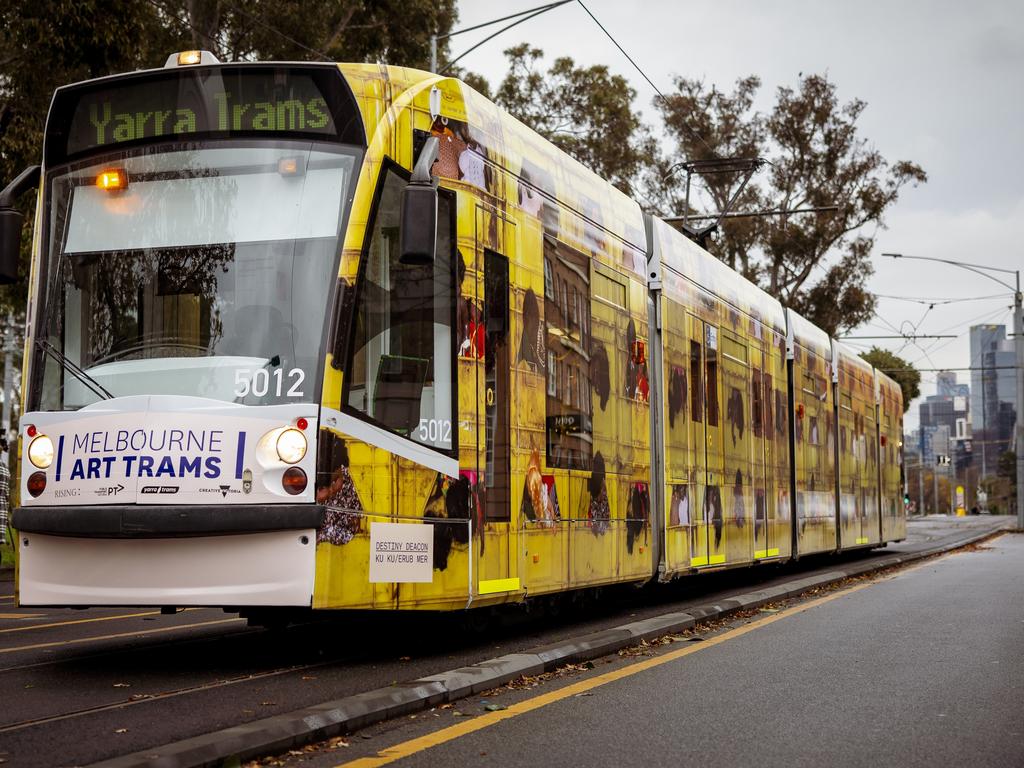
[0, 616, 245, 655]
[0, 607, 203, 634]
[0, 658, 339, 734]
[0, 624, 259, 674]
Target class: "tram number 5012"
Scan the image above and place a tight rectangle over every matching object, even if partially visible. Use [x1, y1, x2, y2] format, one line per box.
[417, 419, 451, 444]
[234, 368, 305, 398]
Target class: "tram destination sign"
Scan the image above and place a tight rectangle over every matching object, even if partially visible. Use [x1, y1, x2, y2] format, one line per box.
[49, 66, 361, 163]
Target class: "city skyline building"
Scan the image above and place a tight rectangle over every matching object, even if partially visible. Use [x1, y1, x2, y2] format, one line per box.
[968, 324, 1018, 468]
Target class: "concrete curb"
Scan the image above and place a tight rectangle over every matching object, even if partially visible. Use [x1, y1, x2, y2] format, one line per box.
[88, 523, 1011, 768]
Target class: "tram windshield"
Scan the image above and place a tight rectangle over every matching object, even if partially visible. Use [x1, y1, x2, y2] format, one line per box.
[36, 141, 358, 409]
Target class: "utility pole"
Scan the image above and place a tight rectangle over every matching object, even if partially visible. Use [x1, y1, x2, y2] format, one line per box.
[1014, 273, 1023, 530]
[980, 351, 988, 480]
[921, 462, 929, 518]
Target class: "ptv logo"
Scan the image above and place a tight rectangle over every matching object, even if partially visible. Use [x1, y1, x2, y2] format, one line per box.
[96, 484, 126, 497]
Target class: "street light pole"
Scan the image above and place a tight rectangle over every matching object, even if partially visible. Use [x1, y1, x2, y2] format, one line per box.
[883, 253, 1023, 529]
[1014, 271, 1023, 529]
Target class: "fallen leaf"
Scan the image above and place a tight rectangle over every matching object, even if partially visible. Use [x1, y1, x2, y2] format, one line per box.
[115, 728, 128, 734]
[113, 683, 131, 688]
[574, 692, 594, 698]
[399, 656, 411, 662]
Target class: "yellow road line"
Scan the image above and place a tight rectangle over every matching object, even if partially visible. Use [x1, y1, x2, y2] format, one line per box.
[0, 617, 242, 654]
[337, 580, 876, 768]
[0, 608, 204, 635]
[0, 613, 43, 620]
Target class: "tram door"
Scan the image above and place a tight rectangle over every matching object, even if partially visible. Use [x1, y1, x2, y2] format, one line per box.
[690, 318, 725, 567]
[752, 348, 772, 559]
[475, 206, 516, 594]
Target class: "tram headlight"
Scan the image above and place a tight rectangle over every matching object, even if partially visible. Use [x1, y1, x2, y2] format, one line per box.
[28, 435, 54, 469]
[276, 428, 307, 464]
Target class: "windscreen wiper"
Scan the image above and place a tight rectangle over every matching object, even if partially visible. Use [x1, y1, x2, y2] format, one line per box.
[35, 339, 114, 401]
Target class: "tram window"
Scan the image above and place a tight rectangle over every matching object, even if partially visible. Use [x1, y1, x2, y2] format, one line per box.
[544, 236, 592, 470]
[346, 169, 455, 451]
[763, 373, 773, 435]
[706, 352, 719, 427]
[775, 389, 787, 436]
[752, 369, 763, 437]
[689, 341, 702, 422]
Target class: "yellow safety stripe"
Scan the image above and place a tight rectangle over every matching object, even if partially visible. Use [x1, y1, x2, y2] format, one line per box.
[478, 578, 521, 595]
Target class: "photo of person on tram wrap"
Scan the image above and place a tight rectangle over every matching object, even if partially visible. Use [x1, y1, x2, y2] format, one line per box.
[625, 319, 649, 402]
[521, 448, 560, 526]
[518, 288, 545, 371]
[456, 250, 484, 360]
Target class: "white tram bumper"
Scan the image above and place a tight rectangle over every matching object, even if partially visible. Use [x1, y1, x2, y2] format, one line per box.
[17, 528, 316, 607]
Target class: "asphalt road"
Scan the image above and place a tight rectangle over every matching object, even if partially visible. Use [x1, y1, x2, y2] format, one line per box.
[285, 528, 1024, 768]
[0, 515, 1010, 767]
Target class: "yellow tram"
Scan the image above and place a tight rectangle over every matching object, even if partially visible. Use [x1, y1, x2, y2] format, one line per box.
[0, 54, 904, 613]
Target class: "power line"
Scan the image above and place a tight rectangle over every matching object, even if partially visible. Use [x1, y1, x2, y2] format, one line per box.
[440, 2, 572, 74]
[885, 366, 1018, 372]
[575, 0, 716, 157]
[143, 0, 331, 62]
[875, 292, 1012, 306]
[838, 335, 957, 340]
[218, 0, 331, 61]
[439, 1, 573, 40]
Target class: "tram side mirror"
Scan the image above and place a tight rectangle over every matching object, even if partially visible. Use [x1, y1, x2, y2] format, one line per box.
[0, 165, 41, 285]
[399, 184, 437, 266]
[0, 209, 23, 285]
[399, 136, 440, 266]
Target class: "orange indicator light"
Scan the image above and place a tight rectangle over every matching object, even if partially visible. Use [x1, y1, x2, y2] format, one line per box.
[97, 169, 128, 191]
[177, 50, 202, 65]
[278, 158, 300, 176]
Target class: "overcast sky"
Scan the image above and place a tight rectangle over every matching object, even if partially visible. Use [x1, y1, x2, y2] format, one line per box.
[454, 0, 1024, 430]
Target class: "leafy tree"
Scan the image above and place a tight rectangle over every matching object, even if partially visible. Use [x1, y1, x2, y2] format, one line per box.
[0, 0, 458, 317]
[170, 0, 457, 67]
[648, 74, 927, 336]
[859, 346, 921, 412]
[490, 45, 653, 197]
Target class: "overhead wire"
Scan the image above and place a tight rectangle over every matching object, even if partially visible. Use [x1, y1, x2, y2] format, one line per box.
[143, 0, 333, 62]
[217, 0, 332, 61]
[874, 292, 1012, 305]
[574, 0, 717, 157]
[440, 1, 574, 74]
